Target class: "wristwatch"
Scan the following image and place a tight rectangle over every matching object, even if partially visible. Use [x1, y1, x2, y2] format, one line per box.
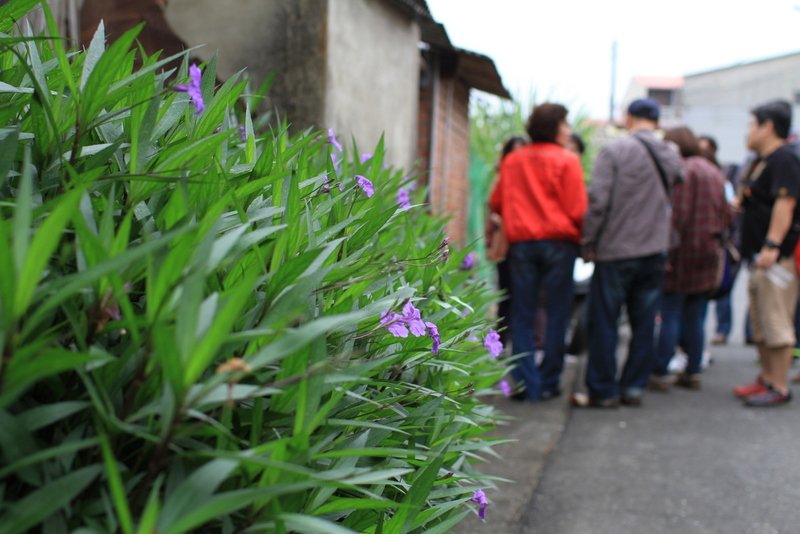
[764, 238, 780, 250]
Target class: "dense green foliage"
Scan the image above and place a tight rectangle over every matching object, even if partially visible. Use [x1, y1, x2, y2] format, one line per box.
[0, 3, 506, 532]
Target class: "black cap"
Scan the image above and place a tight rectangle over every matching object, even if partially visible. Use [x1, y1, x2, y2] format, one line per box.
[627, 98, 660, 121]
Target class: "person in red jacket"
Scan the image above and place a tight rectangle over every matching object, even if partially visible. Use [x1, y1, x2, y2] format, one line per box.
[489, 103, 587, 401]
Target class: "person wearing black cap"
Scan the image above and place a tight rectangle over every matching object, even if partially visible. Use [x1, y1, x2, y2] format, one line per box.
[576, 98, 683, 407]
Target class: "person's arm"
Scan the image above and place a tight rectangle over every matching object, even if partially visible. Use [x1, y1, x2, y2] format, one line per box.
[488, 168, 504, 215]
[581, 147, 615, 257]
[561, 156, 587, 229]
[756, 196, 796, 269]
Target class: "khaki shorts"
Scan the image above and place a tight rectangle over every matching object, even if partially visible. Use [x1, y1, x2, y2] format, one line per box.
[748, 257, 799, 348]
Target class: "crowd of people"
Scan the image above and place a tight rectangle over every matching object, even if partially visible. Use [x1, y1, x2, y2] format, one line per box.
[487, 96, 800, 408]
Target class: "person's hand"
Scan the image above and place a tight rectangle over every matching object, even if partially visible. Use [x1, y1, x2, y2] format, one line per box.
[581, 248, 595, 262]
[756, 246, 780, 270]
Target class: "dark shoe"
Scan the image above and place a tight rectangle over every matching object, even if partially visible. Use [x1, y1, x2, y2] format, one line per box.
[675, 373, 702, 390]
[621, 394, 643, 407]
[539, 388, 562, 401]
[647, 374, 673, 393]
[509, 391, 528, 402]
[733, 376, 768, 398]
[743, 386, 792, 407]
[570, 392, 619, 408]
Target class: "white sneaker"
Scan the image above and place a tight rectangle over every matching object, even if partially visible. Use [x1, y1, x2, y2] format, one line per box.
[667, 352, 688, 374]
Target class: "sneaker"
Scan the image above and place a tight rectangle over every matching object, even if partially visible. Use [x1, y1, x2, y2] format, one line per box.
[675, 373, 702, 390]
[733, 376, 768, 398]
[647, 374, 673, 392]
[621, 394, 643, 407]
[743, 386, 792, 407]
[570, 392, 619, 408]
[539, 388, 562, 401]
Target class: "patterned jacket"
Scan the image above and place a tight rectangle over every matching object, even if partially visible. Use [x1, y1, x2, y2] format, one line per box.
[665, 156, 729, 294]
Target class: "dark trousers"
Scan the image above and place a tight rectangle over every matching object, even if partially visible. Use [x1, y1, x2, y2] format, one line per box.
[509, 239, 577, 400]
[654, 292, 708, 376]
[585, 253, 666, 400]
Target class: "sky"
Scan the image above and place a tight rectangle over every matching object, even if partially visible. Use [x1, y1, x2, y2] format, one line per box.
[426, 0, 800, 120]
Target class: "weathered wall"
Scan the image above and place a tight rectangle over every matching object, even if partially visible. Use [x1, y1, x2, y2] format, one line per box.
[165, 0, 419, 169]
[165, 0, 327, 133]
[683, 54, 800, 164]
[325, 0, 419, 169]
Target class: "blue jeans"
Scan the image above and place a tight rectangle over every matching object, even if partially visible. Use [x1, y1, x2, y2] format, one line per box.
[654, 292, 708, 376]
[714, 293, 732, 337]
[509, 239, 578, 400]
[585, 253, 666, 400]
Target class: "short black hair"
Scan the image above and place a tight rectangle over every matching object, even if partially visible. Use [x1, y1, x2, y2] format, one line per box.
[751, 99, 793, 139]
[569, 132, 585, 155]
[526, 103, 568, 143]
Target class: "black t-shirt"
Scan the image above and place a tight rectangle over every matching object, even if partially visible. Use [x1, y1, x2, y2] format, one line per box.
[740, 144, 800, 259]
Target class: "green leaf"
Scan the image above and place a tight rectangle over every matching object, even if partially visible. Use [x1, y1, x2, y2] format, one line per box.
[99, 431, 133, 534]
[0, 349, 104, 409]
[280, 514, 359, 534]
[0, 0, 38, 33]
[383, 454, 445, 534]
[80, 20, 105, 91]
[156, 458, 237, 532]
[0, 127, 19, 186]
[13, 188, 82, 319]
[0, 464, 102, 534]
[164, 489, 265, 534]
[12, 142, 31, 279]
[18, 401, 90, 431]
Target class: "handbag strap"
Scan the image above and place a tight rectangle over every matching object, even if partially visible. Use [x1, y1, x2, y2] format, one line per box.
[633, 134, 671, 199]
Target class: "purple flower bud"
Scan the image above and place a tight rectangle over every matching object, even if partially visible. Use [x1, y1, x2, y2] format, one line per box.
[484, 330, 503, 358]
[174, 64, 205, 115]
[327, 128, 343, 152]
[360, 152, 372, 164]
[397, 187, 411, 210]
[499, 380, 512, 397]
[461, 252, 476, 270]
[239, 125, 247, 142]
[426, 321, 441, 354]
[471, 489, 488, 520]
[355, 175, 374, 198]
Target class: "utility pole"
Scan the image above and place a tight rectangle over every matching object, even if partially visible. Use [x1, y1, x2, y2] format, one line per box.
[609, 40, 618, 125]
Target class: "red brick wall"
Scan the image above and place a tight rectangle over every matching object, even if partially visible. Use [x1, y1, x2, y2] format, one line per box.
[417, 74, 471, 245]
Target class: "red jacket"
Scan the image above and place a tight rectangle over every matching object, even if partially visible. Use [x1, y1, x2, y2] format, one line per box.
[489, 143, 587, 244]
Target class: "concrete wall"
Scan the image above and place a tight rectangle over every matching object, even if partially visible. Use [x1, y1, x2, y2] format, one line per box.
[165, 0, 326, 129]
[325, 0, 420, 169]
[165, 0, 418, 169]
[683, 54, 800, 164]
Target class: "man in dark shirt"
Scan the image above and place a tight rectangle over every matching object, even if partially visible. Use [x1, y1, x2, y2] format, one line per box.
[735, 99, 800, 406]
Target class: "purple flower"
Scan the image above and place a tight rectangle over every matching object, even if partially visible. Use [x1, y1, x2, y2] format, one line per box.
[355, 175, 374, 198]
[397, 187, 411, 209]
[174, 64, 205, 115]
[360, 152, 372, 164]
[381, 310, 409, 338]
[402, 302, 426, 337]
[327, 128, 342, 152]
[471, 489, 488, 520]
[426, 321, 441, 354]
[499, 380, 512, 397]
[239, 125, 247, 142]
[468, 334, 479, 343]
[484, 330, 503, 358]
[461, 252, 476, 270]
